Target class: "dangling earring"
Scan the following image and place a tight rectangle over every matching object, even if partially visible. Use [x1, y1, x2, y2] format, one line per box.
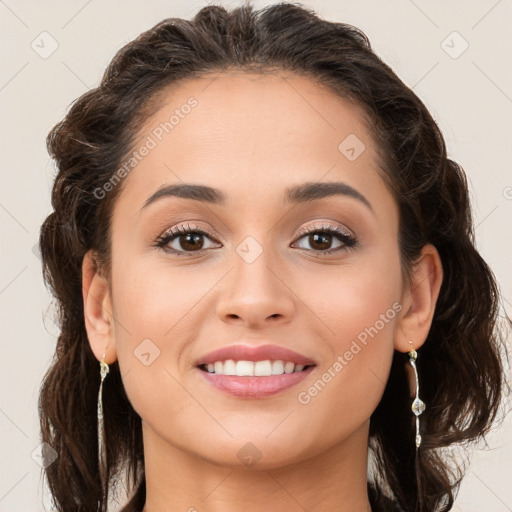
[97, 347, 110, 486]
[408, 341, 425, 448]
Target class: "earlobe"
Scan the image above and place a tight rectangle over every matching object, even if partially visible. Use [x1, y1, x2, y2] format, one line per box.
[82, 250, 117, 364]
[394, 244, 444, 353]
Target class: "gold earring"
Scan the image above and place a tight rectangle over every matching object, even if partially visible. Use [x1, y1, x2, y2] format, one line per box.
[408, 341, 425, 448]
[97, 348, 110, 486]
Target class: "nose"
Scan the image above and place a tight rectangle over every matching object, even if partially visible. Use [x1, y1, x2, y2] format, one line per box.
[215, 244, 296, 329]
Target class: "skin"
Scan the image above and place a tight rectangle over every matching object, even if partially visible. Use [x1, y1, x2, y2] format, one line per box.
[82, 71, 443, 512]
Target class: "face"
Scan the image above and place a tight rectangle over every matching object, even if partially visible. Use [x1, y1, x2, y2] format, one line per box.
[105, 71, 405, 468]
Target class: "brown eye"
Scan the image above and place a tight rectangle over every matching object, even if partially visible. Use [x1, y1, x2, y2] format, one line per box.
[305, 232, 333, 251]
[291, 224, 357, 255]
[176, 232, 205, 251]
[155, 224, 220, 255]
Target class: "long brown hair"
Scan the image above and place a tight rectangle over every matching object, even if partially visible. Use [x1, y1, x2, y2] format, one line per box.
[38, 3, 507, 511]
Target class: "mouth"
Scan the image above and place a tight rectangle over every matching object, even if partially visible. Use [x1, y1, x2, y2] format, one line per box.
[198, 359, 315, 376]
[196, 359, 317, 399]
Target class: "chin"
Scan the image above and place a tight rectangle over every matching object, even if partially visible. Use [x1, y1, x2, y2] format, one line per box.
[191, 432, 317, 470]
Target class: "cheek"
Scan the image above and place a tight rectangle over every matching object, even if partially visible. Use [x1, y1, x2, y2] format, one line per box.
[109, 255, 216, 417]
[294, 251, 401, 429]
[112, 252, 216, 343]
[303, 244, 402, 344]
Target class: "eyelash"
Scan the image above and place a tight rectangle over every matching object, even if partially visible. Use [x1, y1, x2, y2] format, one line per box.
[153, 222, 358, 257]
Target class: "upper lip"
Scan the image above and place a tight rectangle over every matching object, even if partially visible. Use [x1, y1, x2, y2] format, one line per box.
[195, 343, 316, 367]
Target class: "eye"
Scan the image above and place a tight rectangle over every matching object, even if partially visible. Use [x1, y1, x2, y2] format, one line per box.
[154, 221, 357, 257]
[291, 223, 357, 255]
[154, 223, 220, 256]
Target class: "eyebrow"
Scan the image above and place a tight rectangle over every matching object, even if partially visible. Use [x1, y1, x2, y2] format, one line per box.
[142, 181, 373, 212]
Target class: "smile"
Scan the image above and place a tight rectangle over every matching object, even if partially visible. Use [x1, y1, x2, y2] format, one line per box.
[197, 360, 316, 398]
[200, 359, 313, 376]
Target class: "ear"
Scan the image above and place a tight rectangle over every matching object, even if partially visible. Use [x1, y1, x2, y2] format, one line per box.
[394, 243, 443, 353]
[82, 250, 117, 364]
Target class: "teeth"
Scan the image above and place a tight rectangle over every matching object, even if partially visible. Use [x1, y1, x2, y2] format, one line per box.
[203, 359, 309, 376]
[271, 360, 284, 375]
[236, 360, 254, 376]
[254, 360, 272, 376]
[223, 359, 236, 375]
[284, 362, 294, 374]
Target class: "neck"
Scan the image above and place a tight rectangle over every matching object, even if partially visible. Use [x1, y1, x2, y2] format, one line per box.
[140, 421, 372, 512]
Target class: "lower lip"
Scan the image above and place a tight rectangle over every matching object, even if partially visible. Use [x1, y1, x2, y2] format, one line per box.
[197, 366, 315, 399]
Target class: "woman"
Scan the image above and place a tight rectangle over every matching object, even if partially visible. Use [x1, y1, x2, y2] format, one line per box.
[38, 2, 507, 511]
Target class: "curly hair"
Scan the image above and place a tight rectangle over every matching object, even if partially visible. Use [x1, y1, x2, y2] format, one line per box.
[37, 2, 507, 511]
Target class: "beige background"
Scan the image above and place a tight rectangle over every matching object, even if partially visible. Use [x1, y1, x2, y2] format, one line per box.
[0, 0, 511, 510]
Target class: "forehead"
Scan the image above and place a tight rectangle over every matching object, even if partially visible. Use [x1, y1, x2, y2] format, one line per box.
[113, 71, 391, 215]
[135, 70, 374, 161]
